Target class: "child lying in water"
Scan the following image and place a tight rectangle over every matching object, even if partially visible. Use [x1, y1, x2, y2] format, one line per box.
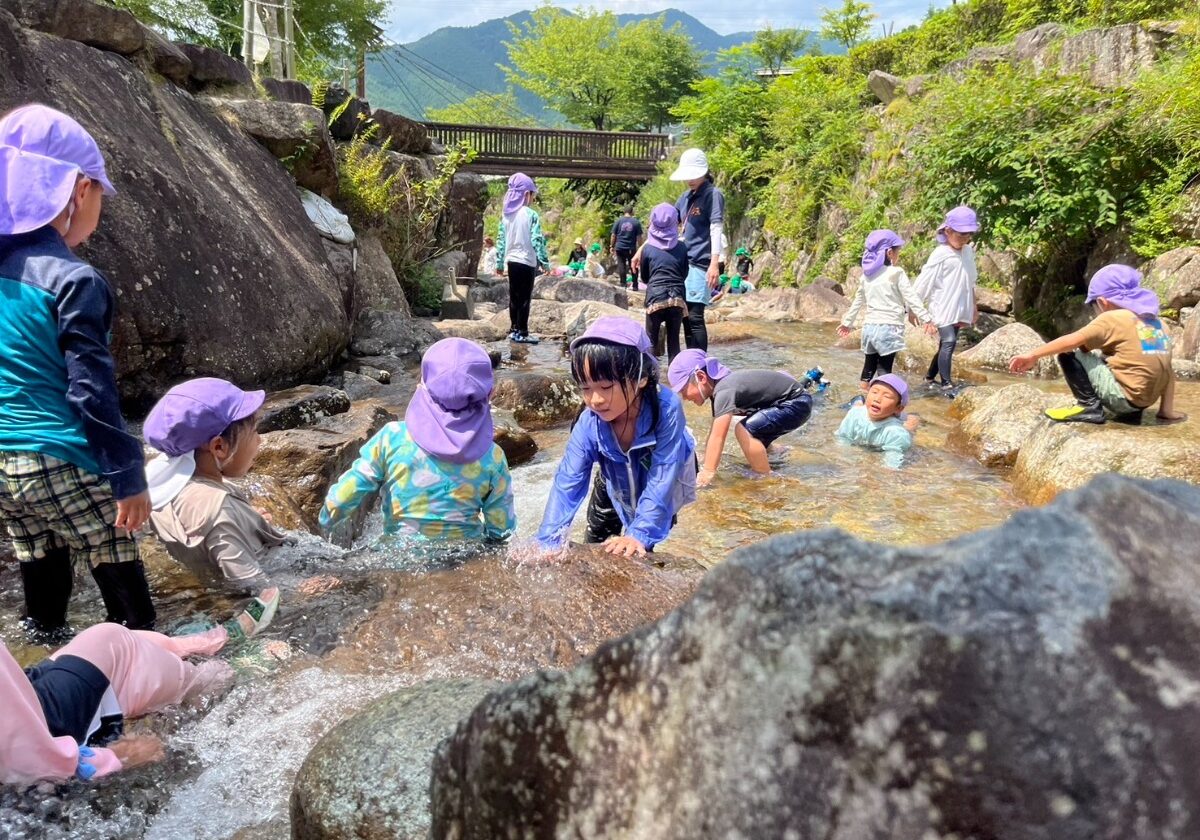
[835, 374, 915, 470]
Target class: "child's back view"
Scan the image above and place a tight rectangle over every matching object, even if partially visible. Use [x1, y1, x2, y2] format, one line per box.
[0, 104, 154, 639]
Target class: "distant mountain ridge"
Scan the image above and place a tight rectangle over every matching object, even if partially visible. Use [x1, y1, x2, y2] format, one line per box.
[366, 8, 835, 125]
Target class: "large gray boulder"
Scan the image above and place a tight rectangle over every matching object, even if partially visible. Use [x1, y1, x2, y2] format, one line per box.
[1179, 306, 1200, 362]
[370, 108, 430, 155]
[959, 322, 1058, 377]
[431, 475, 1200, 840]
[203, 98, 338, 196]
[491, 372, 582, 429]
[0, 13, 347, 407]
[533, 276, 628, 308]
[437, 173, 488, 273]
[866, 69, 903, 104]
[175, 42, 254, 91]
[1143, 246, 1200, 311]
[0, 0, 144, 54]
[351, 310, 440, 359]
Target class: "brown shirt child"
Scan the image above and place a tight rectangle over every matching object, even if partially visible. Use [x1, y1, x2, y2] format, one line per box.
[1076, 309, 1172, 408]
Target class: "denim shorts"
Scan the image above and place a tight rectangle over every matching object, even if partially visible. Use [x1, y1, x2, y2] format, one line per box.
[743, 394, 813, 447]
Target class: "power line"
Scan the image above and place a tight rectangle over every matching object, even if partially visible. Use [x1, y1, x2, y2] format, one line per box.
[371, 50, 429, 117]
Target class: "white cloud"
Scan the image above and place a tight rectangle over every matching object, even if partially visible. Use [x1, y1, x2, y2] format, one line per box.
[385, 0, 950, 44]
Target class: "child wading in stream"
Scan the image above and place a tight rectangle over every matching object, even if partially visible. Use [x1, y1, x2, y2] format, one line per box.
[321, 338, 516, 541]
[838, 230, 937, 391]
[640, 202, 689, 362]
[669, 349, 814, 486]
[143, 378, 283, 640]
[0, 104, 157, 640]
[835, 374, 916, 470]
[1009, 264, 1187, 426]
[537, 317, 697, 557]
[912, 206, 980, 395]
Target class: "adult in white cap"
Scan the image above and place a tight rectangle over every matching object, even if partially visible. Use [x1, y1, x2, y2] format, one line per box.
[669, 148, 724, 351]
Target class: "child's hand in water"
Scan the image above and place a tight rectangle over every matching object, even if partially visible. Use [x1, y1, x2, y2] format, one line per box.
[603, 536, 647, 557]
[696, 467, 716, 488]
[904, 414, 921, 432]
[1009, 353, 1037, 374]
[836, 325, 851, 338]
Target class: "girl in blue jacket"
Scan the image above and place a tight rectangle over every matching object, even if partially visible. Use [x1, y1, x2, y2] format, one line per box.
[536, 317, 697, 557]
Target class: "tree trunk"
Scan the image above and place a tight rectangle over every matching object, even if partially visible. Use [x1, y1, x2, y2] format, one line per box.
[258, 4, 283, 78]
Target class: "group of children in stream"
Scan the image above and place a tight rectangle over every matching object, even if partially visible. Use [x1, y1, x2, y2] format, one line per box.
[0, 108, 1188, 786]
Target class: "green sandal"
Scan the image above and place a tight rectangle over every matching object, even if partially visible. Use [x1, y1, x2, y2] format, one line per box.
[223, 588, 280, 641]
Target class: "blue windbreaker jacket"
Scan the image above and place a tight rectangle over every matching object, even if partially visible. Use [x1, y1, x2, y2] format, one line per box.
[537, 386, 696, 549]
[0, 227, 146, 498]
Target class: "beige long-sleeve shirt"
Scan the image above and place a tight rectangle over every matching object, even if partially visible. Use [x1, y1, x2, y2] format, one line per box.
[841, 266, 933, 328]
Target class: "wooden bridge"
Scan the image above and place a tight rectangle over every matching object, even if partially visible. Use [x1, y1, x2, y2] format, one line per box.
[422, 123, 670, 180]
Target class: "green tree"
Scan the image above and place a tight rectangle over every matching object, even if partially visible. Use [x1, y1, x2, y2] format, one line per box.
[617, 19, 702, 130]
[750, 26, 811, 75]
[504, 8, 701, 131]
[426, 90, 536, 127]
[820, 0, 877, 50]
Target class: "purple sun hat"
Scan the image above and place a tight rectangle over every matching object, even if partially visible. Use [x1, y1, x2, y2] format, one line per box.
[1085, 264, 1160, 316]
[502, 172, 537, 216]
[871, 373, 909, 409]
[936, 205, 979, 244]
[569, 316, 653, 355]
[646, 202, 679, 250]
[144, 378, 265, 457]
[0, 104, 116, 235]
[861, 229, 905, 279]
[406, 338, 495, 464]
[668, 349, 731, 393]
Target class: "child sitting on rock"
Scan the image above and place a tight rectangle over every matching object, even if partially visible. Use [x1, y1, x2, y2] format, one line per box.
[143, 378, 284, 639]
[1009, 264, 1187, 426]
[321, 338, 516, 541]
[838, 230, 936, 391]
[835, 374, 915, 470]
[537, 318, 696, 557]
[669, 349, 813, 485]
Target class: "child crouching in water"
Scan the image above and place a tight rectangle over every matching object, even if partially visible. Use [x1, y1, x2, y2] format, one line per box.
[838, 229, 936, 390]
[144, 379, 284, 639]
[321, 338, 516, 540]
[835, 374, 914, 469]
[537, 317, 696, 557]
[1009, 264, 1186, 426]
[668, 349, 813, 486]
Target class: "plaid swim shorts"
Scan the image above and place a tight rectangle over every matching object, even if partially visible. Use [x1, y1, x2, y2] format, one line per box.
[0, 451, 137, 566]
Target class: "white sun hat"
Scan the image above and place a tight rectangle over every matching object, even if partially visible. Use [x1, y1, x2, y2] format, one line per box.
[670, 147, 709, 181]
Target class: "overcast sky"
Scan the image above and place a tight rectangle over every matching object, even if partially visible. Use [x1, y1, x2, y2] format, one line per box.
[386, 0, 950, 44]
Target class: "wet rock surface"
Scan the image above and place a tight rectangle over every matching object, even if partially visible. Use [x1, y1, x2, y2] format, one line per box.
[533, 276, 629, 308]
[491, 411, 538, 467]
[947, 383, 1056, 466]
[719, 285, 849, 323]
[491, 372, 582, 430]
[257, 385, 351, 433]
[431, 475, 1200, 840]
[351, 309, 441, 360]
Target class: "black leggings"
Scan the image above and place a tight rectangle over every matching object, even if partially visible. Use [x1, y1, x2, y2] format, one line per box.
[860, 352, 896, 383]
[684, 301, 708, 351]
[646, 307, 683, 361]
[616, 249, 634, 287]
[507, 262, 536, 336]
[926, 324, 960, 385]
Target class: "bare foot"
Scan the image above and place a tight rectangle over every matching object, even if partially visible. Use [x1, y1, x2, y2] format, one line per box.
[109, 735, 166, 769]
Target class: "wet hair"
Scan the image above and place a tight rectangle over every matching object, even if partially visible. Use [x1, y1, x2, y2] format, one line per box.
[569, 340, 660, 429]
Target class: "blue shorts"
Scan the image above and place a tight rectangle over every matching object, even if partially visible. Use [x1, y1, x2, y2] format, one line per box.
[742, 394, 813, 447]
[24, 654, 121, 744]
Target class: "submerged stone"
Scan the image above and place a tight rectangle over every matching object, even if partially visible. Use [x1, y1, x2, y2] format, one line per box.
[429, 475, 1200, 839]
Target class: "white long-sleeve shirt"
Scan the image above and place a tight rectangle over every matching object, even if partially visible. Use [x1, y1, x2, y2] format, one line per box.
[911, 244, 978, 327]
[841, 266, 933, 328]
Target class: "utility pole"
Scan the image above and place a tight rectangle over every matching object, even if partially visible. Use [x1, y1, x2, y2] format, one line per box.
[242, 0, 256, 73]
[282, 0, 295, 79]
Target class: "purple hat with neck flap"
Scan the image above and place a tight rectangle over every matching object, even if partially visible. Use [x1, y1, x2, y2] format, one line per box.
[406, 338, 495, 464]
[1085, 264, 1160, 316]
[668, 349, 731, 393]
[936, 205, 979, 244]
[502, 172, 537, 216]
[144, 378, 265, 457]
[871, 373, 909, 409]
[646, 202, 679, 250]
[0, 104, 117, 236]
[861, 229, 905, 279]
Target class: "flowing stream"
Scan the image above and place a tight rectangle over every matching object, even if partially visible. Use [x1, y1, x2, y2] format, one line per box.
[1, 320, 1194, 839]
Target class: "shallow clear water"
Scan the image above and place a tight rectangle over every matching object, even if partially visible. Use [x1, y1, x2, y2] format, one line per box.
[2, 318, 1195, 839]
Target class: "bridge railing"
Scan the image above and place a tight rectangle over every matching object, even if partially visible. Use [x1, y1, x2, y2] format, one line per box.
[423, 123, 670, 167]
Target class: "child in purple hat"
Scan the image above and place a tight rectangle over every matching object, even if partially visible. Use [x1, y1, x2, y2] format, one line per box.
[321, 338, 516, 541]
[912, 205, 980, 394]
[1010, 264, 1186, 426]
[839, 229, 936, 391]
[0, 103, 155, 639]
[496, 172, 550, 344]
[537, 317, 696, 557]
[640, 202, 689, 362]
[835, 374, 915, 469]
[143, 377, 283, 638]
[668, 349, 814, 484]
